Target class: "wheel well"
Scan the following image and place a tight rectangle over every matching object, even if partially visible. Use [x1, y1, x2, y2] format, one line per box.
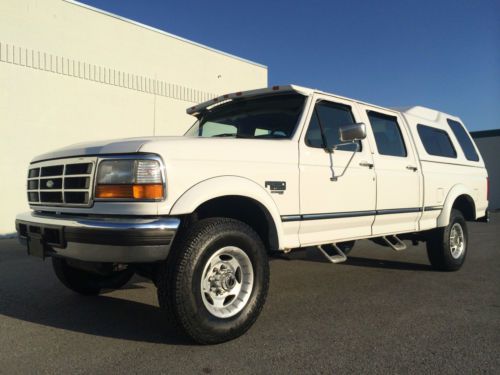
[452, 194, 476, 221]
[190, 195, 279, 251]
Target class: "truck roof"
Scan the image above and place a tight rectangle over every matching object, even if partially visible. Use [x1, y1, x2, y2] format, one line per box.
[186, 84, 456, 122]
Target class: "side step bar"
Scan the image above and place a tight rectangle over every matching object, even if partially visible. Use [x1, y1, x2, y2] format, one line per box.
[316, 244, 347, 264]
[382, 235, 407, 251]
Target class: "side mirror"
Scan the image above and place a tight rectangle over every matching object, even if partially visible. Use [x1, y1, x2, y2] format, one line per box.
[328, 123, 367, 182]
[339, 123, 367, 143]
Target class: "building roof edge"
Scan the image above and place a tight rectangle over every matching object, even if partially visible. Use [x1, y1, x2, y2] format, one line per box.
[63, 0, 268, 69]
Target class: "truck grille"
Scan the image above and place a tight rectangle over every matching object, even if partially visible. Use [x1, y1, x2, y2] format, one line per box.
[27, 157, 97, 207]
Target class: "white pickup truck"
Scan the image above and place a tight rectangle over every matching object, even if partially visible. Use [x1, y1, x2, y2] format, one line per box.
[16, 85, 489, 344]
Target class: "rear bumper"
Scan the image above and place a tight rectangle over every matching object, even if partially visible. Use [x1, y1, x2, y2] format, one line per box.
[15, 211, 180, 263]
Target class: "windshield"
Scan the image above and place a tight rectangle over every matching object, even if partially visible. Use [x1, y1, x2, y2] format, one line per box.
[184, 93, 306, 139]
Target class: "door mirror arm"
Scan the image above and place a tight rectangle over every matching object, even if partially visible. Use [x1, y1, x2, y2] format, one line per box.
[329, 142, 360, 181]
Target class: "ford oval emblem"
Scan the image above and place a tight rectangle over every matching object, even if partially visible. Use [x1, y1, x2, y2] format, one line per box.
[46, 180, 54, 188]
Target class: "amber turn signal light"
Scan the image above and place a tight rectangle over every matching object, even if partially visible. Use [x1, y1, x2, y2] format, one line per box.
[95, 184, 164, 200]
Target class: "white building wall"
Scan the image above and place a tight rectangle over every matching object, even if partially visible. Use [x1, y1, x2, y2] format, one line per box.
[472, 134, 500, 210]
[0, 0, 267, 235]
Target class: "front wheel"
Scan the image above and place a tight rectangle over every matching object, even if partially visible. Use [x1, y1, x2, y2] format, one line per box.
[157, 218, 269, 344]
[426, 209, 468, 271]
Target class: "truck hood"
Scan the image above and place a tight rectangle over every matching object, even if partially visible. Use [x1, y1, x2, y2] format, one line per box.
[31, 136, 295, 164]
[31, 137, 161, 163]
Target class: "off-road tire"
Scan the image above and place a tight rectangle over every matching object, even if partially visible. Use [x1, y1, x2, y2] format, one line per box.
[426, 209, 468, 271]
[157, 217, 269, 344]
[52, 258, 134, 295]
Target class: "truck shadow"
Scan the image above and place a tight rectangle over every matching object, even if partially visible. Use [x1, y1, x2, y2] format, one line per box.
[0, 245, 432, 345]
[0, 279, 193, 345]
[344, 256, 433, 271]
[270, 248, 433, 271]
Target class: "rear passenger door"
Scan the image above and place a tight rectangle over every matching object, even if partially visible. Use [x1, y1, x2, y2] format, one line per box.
[360, 106, 423, 235]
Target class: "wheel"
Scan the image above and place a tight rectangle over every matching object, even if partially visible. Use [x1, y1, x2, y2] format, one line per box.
[426, 209, 468, 271]
[52, 258, 134, 295]
[157, 217, 269, 344]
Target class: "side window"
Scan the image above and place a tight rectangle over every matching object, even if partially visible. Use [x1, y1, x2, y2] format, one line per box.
[305, 101, 358, 151]
[367, 111, 407, 157]
[447, 119, 479, 161]
[417, 124, 457, 158]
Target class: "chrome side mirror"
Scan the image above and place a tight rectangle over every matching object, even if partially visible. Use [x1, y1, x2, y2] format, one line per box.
[339, 123, 367, 143]
[329, 123, 367, 182]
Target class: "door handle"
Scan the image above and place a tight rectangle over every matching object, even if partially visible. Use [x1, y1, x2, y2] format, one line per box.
[406, 165, 418, 171]
[359, 161, 374, 169]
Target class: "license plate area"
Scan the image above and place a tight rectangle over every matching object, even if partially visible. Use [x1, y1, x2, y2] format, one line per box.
[17, 222, 65, 258]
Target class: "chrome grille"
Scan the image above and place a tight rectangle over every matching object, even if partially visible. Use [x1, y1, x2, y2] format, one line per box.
[27, 157, 97, 207]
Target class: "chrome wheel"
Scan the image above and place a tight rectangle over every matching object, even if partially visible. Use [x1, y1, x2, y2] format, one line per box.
[449, 223, 465, 259]
[201, 246, 254, 318]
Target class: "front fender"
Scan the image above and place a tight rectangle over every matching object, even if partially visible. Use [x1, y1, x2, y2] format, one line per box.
[437, 184, 475, 227]
[168, 176, 286, 248]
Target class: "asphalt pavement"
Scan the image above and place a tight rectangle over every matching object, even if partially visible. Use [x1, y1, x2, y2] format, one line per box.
[0, 214, 499, 374]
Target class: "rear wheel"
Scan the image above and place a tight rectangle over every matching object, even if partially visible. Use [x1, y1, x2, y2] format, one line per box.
[52, 258, 134, 295]
[426, 209, 468, 271]
[157, 217, 269, 344]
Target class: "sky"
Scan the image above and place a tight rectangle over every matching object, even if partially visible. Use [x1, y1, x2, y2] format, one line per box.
[79, 0, 500, 131]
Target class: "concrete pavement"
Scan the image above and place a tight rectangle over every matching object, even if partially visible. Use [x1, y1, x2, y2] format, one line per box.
[0, 215, 498, 374]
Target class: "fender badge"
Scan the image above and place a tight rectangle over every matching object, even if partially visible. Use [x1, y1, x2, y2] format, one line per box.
[265, 181, 286, 194]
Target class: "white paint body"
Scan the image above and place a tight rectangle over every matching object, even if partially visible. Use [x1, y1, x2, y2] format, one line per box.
[21, 85, 489, 250]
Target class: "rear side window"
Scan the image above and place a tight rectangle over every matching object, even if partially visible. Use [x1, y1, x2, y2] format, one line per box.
[367, 111, 407, 157]
[305, 101, 359, 151]
[447, 119, 479, 161]
[417, 124, 457, 158]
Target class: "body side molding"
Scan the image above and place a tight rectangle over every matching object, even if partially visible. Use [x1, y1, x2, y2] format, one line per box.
[281, 206, 443, 222]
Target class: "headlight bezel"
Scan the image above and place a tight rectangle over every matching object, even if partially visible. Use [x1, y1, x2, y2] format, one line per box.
[93, 154, 166, 202]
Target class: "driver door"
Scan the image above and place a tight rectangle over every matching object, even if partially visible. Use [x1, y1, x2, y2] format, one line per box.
[298, 94, 376, 246]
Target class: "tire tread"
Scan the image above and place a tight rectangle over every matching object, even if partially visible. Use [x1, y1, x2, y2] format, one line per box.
[426, 209, 468, 271]
[157, 217, 269, 344]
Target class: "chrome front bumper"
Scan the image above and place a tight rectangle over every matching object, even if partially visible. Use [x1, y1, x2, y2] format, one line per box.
[15, 211, 180, 263]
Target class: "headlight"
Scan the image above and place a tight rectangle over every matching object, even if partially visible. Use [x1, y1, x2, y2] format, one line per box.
[95, 159, 164, 200]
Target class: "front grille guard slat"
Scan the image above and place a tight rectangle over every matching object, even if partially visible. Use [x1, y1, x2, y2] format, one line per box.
[27, 157, 97, 208]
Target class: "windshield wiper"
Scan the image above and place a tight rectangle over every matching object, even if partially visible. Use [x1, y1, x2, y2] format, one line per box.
[211, 133, 251, 139]
[212, 133, 238, 137]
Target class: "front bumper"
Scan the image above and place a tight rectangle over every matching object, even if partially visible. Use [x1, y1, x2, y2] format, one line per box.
[15, 211, 180, 263]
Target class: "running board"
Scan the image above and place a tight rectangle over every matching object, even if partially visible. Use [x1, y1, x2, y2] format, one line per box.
[316, 244, 347, 264]
[382, 235, 407, 251]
